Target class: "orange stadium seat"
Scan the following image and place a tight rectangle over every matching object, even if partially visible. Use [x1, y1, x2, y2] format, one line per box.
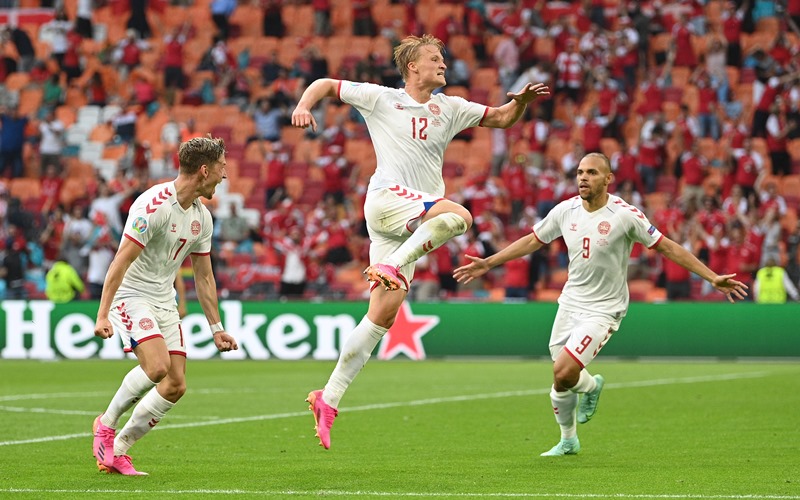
[230, 4, 263, 37]
[18, 88, 43, 116]
[4, 73, 30, 91]
[448, 35, 477, 69]
[60, 177, 88, 206]
[283, 4, 314, 36]
[780, 175, 800, 209]
[10, 178, 41, 201]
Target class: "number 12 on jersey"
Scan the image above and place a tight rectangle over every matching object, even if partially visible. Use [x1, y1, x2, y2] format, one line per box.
[411, 117, 428, 140]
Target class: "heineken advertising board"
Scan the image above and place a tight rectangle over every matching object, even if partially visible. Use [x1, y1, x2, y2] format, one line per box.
[1, 300, 798, 360]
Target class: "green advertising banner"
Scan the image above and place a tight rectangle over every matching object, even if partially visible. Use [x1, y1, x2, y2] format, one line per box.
[0, 300, 798, 360]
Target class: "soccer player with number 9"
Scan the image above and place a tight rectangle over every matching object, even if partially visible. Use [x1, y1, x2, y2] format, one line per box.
[454, 153, 748, 456]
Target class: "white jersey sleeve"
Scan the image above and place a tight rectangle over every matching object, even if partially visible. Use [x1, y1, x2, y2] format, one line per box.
[338, 80, 487, 196]
[533, 195, 664, 317]
[122, 186, 171, 249]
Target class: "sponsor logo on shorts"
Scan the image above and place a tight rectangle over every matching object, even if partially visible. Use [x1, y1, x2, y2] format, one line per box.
[598, 221, 611, 235]
[191, 220, 201, 235]
[139, 318, 154, 330]
[132, 217, 148, 234]
[428, 103, 441, 115]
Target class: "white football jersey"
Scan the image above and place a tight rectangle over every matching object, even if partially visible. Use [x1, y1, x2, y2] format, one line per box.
[338, 81, 487, 197]
[533, 194, 663, 317]
[116, 181, 213, 306]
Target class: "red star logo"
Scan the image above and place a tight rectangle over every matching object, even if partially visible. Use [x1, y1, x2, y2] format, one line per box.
[377, 302, 439, 360]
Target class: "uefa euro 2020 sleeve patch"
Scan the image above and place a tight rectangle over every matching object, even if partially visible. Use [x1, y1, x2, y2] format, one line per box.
[132, 216, 148, 234]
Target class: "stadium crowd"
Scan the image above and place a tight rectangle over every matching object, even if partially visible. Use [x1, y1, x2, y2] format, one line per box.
[0, 0, 799, 303]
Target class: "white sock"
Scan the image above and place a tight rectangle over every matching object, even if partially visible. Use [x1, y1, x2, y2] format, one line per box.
[100, 366, 157, 428]
[384, 213, 467, 268]
[569, 370, 597, 394]
[114, 387, 175, 456]
[550, 386, 578, 439]
[322, 316, 387, 408]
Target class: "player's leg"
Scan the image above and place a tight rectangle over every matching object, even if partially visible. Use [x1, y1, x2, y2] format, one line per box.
[541, 309, 581, 456]
[107, 308, 184, 474]
[94, 301, 167, 468]
[381, 199, 471, 269]
[114, 353, 184, 458]
[363, 188, 470, 290]
[323, 285, 406, 407]
[309, 285, 407, 449]
[559, 313, 618, 424]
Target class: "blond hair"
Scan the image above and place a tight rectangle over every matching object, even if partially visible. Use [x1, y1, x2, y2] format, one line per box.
[393, 34, 445, 81]
[178, 135, 226, 175]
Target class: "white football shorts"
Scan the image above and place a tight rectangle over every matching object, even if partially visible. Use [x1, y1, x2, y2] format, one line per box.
[363, 185, 444, 291]
[548, 308, 622, 368]
[109, 297, 185, 356]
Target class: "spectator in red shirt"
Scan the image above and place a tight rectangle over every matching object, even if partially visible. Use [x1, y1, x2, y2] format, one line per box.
[637, 121, 667, 193]
[555, 38, 584, 103]
[690, 70, 720, 140]
[731, 137, 764, 200]
[725, 223, 759, 293]
[501, 154, 532, 224]
[663, 238, 692, 300]
[503, 256, 530, 300]
[696, 196, 728, 234]
[432, 243, 457, 296]
[653, 191, 685, 237]
[721, 0, 746, 66]
[352, 0, 376, 36]
[433, 14, 460, 48]
[263, 145, 288, 208]
[610, 140, 643, 194]
[312, 0, 332, 37]
[766, 98, 797, 176]
[40, 163, 64, 215]
[670, 13, 697, 67]
[162, 23, 190, 91]
[319, 146, 351, 206]
[679, 142, 710, 210]
[751, 71, 799, 138]
[61, 29, 83, 83]
[112, 29, 147, 81]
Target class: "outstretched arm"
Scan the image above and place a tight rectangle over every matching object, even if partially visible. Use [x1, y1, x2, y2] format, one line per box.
[291, 78, 341, 132]
[654, 237, 748, 302]
[191, 253, 238, 352]
[454, 233, 544, 284]
[480, 83, 550, 129]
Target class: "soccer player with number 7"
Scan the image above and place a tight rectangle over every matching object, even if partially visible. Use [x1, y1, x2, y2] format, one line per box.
[91, 136, 238, 475]
[454, 153, 749, 456]
[291, 34, 549, 449]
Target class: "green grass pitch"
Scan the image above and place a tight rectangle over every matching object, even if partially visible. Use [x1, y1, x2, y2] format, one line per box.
[0, 359, 798, 499]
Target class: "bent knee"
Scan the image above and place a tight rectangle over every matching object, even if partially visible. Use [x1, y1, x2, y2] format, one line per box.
[454, 208, 473, 230]
[553, 367, 580, 391]
[144, 364, 170, 383]
[164, 380, 187, 400]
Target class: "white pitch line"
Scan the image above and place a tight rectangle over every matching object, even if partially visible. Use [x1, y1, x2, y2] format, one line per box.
[0, 387, 256, 403]
[1, 488, 798, 499]
[0, 371, 771, 447]
[0, 405, 219, 420]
